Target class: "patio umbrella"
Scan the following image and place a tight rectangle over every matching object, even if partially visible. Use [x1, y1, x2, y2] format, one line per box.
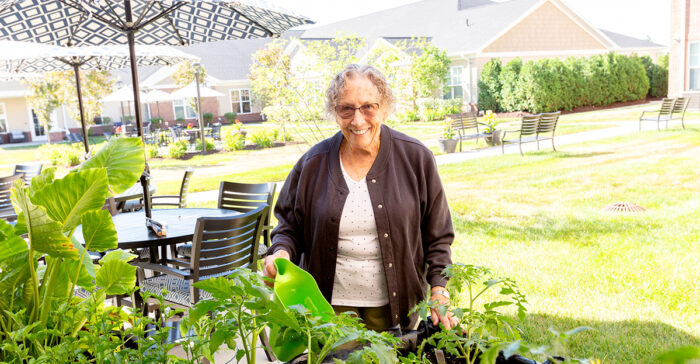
[102, 85, 148, 130]
[143, 89, 174, 120]
[0, 0, 313, 139]
[0, 41, 198, 152]
[171, 80, 225, 149]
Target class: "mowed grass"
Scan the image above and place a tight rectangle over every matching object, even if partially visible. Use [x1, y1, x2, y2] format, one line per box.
[440, 127, 700, 362]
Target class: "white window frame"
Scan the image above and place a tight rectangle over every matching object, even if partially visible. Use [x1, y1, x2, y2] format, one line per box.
[172, 99, 197, 120]
[444, 66, 464, 99]
[689, 41, 700, 91]
[230, 89, 252, 114]
[0, 103, 7, 133]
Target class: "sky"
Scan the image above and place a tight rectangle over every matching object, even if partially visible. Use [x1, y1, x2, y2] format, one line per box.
[278, 0, 671, 46]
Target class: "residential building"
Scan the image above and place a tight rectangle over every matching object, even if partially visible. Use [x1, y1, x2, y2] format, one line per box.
[669, 0, 699, 109]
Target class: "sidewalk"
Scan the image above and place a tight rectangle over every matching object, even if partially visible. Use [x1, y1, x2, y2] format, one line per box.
[187, 120, 671, 204]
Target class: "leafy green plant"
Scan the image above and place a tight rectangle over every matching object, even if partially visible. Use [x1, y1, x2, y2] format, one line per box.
[481, 110, 501, 134]
[224, 112, 237, 124]
[37, 143, 84, 166]
[408, 264, 527, 364]
[202, 113, 213, 126]
[223, 129, 246, 151]
[441, 117, 456, 139]
[250, 129, 275, 148]
[167, 139, 189, 159]
[0, 137, 145, 361]
[146, 144, 160, 159]
[195, 138, 216, 152]
[150, 117, 164, 129]
[478, 59, 502, 112]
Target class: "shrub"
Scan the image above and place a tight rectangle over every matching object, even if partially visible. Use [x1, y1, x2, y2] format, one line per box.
[203, 112, 213, 126]
[417, 98, 460, 121]
[392, 109, 420, 123]
[167, 139, 189, 159]
[223, 112, 237, 124]
[149, 117, 164, 129]
[223, 130, 246, 151]
[499, 58, 523, 112]
[249, 129, 275, 148]
[195, 137, 216, 151]
[38, 144, 83, 166]
[146, 145, 160, 158]
[642, 54, 669, 98]
[477, 58, 502, 111]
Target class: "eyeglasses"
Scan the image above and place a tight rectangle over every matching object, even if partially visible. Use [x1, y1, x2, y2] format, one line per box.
[335, 103, 380, 119]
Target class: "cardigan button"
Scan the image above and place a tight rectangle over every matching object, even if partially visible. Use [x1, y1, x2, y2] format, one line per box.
[393, 291, 397, 297]
[384, 233, 389, 238]
[371, 179, 376, 183]
[388, 263, 393, 268]
[378, 204, 383, 209]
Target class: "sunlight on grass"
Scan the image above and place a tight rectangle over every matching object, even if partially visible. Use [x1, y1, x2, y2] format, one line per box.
[443, 129, 700, 363]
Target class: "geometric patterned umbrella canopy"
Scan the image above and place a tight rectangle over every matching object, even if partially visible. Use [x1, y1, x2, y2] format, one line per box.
[0, 0, 313, 131]
[0, 0, 312, 47]
[0, 40, 198, 153]
[0, 41, 199, 73]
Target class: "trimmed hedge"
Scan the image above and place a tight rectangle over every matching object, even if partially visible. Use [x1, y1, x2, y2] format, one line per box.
[477, 58, 501, 111]
[479, 52, 659, 113]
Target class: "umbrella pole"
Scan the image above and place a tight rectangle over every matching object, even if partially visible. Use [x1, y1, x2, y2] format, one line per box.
[125, 0, 151, 220]
[195, 69, 206, 152]
[72, 64, 90, 154]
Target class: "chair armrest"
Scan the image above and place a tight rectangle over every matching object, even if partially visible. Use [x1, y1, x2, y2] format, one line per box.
[151, 195, 180, 200]
[133, 261, 190, 279]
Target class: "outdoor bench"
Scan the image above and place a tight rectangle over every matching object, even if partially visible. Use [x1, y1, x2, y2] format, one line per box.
[639, 98, 674, 131]
[670, 97, 690, 129]
[445, 112, 489, 152]
[501, 111, 561, 155]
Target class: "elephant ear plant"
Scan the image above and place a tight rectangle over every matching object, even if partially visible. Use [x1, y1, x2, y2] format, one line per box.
[0, 137, 145, 360]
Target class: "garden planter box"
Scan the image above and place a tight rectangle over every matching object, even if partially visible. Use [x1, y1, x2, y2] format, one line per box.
[438, 138, 458, 153]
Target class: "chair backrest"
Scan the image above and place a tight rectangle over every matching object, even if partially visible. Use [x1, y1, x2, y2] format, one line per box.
[672, 97, 689, 114]
[190, 204, 267, 281]
[0, 174, 23, 215]
[537, 111, 561, 134]
[659, 98, 675, 115]
[519, 114, 541, 136]
[178, 168, 195, 208]
[447, 113, 478, 130]
[13, 163, 42, 184]
[219, 181, 277, 247]
[211, 123, 221, 137]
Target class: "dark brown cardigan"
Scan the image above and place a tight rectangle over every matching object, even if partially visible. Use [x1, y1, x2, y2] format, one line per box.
[270, 124, 454, 329]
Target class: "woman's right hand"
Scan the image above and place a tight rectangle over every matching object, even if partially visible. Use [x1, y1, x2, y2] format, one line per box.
[262, 249, 290, 286]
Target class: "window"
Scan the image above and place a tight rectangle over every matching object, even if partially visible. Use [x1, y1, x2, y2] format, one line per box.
[443, 66, 463, 99]
[173, 99, 197, 120]
[31, 110, 45, 136]
[0, 103, 6, 133]
[230, 89, 251, 114]
[690, 42, 699, 91]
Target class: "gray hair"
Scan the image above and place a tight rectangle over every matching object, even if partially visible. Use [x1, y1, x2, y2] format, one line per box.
[325, 64, 395, 119]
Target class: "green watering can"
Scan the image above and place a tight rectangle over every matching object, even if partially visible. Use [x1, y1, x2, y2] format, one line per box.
[268, 258, 335, 362]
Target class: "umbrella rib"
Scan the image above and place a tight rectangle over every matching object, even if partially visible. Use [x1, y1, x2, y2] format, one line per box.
[134, 1, 157, 28]
[224, 4, 274, 37]
[0, 2, 15, 14]
[145, 2, 188, 45]
[98, 1, 126, 29]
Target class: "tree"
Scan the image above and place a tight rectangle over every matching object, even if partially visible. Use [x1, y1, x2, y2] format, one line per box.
[54, 70, 114, 129]
[477, 59, 502, 112]
[24, 72, 62, 144]
[411, 43, 450, 99]
[250, 33, 366, 145]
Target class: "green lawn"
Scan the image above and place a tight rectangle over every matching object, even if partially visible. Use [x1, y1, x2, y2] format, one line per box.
[440, 127, 700, 362]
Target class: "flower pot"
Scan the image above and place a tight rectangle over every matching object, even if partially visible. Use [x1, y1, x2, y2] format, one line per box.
[485, 129, 503, 146]
[438, 138, 458, 153]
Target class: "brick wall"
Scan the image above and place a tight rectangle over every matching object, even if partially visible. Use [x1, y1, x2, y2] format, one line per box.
[669, 0, 700, 102]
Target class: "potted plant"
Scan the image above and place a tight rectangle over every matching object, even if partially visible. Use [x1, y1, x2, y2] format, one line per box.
[482, 110, 502, 146]
[438, 117, 458, 153]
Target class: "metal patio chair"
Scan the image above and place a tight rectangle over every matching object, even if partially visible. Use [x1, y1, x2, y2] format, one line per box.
[639, 98, 674, 131]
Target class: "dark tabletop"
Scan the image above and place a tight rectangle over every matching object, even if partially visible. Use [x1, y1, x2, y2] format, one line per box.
[77, 208, 240, 250]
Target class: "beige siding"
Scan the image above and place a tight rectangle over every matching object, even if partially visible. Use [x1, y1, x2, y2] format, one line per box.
[2, 97, 31, 132]
[482, 1, 606, 53]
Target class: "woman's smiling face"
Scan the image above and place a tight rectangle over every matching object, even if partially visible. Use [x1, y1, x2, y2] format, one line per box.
[335, 76, 385, 152]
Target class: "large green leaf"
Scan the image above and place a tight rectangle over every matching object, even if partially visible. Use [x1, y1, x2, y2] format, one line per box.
[31, 168, 109, 233]
[29, 167, 56, 195]
[80, 137, 145, 195]
[0, 252, 30, 311]
[96, 259, 136, 296]
[11, 180, 77, 259]
[62, 238, 97, 291]
[0, 219, 28, 261]
[81, 209, 117, 252]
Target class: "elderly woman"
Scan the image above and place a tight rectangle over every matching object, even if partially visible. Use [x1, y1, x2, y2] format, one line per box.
[263, 64, 456, 332]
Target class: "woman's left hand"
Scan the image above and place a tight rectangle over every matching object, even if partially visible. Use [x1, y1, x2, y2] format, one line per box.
[430, 287, 459, 330]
